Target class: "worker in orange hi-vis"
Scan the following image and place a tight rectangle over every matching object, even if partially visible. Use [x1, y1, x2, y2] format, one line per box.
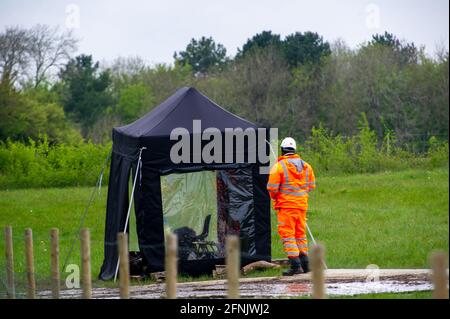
[267, 137, 316, 276]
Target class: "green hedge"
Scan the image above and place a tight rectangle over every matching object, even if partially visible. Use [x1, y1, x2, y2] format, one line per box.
[0, 136, 111, 189]
[0, 126, 448, 189]
[300, 124, 449, 176]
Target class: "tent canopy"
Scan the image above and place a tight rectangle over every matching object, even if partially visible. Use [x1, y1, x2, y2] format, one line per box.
[116, 86, 256, 138]
[99, 87, 271, 280]
[112, 86, 260, 170]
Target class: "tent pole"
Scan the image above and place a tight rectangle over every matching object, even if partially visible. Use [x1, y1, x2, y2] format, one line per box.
[114, 147, 146, 282]
[265, 139, 277, 160]
[306, 223, 327, 270]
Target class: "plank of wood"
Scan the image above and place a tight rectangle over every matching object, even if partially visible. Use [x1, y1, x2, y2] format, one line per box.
[242, 260, 280, 275]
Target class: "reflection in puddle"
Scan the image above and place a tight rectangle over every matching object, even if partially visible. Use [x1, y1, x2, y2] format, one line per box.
[286, 283, 310, 294]
[324, 281, 433, 296]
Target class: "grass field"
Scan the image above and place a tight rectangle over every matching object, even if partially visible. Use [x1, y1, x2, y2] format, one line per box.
[0, 167, 448, 298]
[273, 167, 449, 269]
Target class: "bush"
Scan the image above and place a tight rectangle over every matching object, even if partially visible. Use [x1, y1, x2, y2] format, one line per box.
[303, 126, 357, 174]
[0, 126, 448, 189]
[299, 121, 448, 176]
[0, 136, 111, 189]
[427, 136, 449, 168]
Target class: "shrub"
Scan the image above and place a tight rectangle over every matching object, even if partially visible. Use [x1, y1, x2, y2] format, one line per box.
[0, 127, 448, 189]
[297, 120, 448, 176]
[427, 136, 449, 168]
[0, 136, 111, 189]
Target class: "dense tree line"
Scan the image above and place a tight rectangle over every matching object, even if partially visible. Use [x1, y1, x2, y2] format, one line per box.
[0, 26, 448, 151]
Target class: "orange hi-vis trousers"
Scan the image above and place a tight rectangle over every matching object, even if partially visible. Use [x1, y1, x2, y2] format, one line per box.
[277, 208, 308, 258]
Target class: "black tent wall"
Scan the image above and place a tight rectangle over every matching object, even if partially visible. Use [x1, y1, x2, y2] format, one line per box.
[99, 152, 132, 280]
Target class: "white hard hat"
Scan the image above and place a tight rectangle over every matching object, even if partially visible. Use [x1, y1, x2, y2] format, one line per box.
[281, 137, 296, 150]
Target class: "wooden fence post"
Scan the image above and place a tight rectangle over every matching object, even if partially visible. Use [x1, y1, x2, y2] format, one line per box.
[118, 232, 130, 299]
[24, 228, 36, 299]
[226, 235, 240, 299]
[80, 228, 91, 299]
[50, 228, 60, 299]
[311, 244, 326, 299]
[165, 233, 177, 299]
[4, 226, 15, 299]
[430, 251, 449, 299]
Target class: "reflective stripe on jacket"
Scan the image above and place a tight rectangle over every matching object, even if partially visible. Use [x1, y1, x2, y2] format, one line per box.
[266, 154, 316, 210]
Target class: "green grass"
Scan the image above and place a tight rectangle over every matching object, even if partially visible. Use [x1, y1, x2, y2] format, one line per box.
[301, 167, 449, 269]
[0, 167, 448, 298]
[0, 186, 109, 293]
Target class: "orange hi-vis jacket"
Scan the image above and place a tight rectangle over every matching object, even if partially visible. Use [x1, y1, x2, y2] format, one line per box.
[266, 154, 316, 210]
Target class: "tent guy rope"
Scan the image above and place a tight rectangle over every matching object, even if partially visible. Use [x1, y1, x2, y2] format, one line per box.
[61, 149, 112, 273]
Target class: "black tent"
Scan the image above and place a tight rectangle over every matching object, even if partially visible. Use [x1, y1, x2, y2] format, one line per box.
[99, 87, 271, 280]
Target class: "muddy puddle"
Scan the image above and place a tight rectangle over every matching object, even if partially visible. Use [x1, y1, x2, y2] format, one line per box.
[37, 279, 434, 299]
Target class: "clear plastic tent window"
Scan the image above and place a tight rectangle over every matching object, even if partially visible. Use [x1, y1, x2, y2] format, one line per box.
[161, 168, 256, 262]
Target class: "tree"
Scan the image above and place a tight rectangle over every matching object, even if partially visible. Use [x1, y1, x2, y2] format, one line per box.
[108, 56, 147, 89]
[0, 26, 31, 87]
[219, 46, 292, 129]
[28, 25, 78, 88]
[0, 81, 81, 143]
[282, 31, 331, 68]
[0, 25, 77, 88]
[58, 54, 112, 134]
[318, 40, 359, 136]
[237, 31, 282, 57]
[116, 83, 154, 123]
[174, 36, 228, 75]
[369, 31, 418, 65]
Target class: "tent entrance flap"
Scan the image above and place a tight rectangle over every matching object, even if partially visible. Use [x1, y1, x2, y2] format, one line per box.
[161, 168, 255, 274]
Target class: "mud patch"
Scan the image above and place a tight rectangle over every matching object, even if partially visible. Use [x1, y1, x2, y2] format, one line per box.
[38, 279, 434, 299]
[35, 269, 442, 299]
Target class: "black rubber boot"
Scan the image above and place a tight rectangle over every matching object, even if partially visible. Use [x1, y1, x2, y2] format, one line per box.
[299, 254, 310, 273]
[282, 257, 303, 276]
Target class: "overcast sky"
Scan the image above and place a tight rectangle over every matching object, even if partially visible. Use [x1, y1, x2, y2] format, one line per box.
[1, 0, 448, 65]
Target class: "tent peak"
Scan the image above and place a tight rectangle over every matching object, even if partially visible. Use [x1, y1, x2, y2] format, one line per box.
[178, 86, 196, 92]
[114, 86, 257, 138]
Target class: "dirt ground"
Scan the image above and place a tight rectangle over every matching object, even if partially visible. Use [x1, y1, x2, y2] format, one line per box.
[38, 269, 441, 299]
